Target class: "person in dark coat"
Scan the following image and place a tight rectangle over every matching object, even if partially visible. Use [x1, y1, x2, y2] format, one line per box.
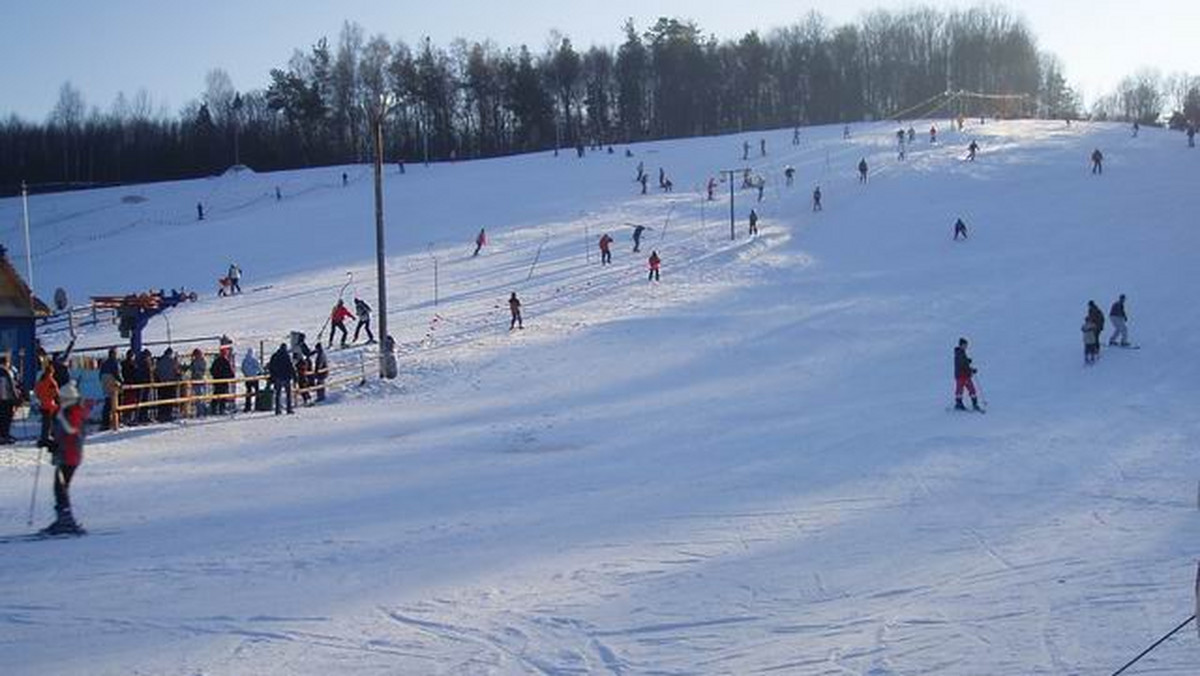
[857, 158, 869, 184]
[1086, 301, 1105, 353]
[353, 297, 375, 344]
[1091, 149, 1103, 174]
[52, 338, 76, 386]
[267, 343, 295, 415]
[154, 348, 179, 422]
[313, 344, 328, 402]
[241, 349, 262, 413]
[1108, 294, 1130, 346]
[473, 228, 487, 256]
[953, 338, 983, 411]
[120, 350, 137, 426]
[134, 349, 154, 425]
[295, 353, 312, 406]
[748, 209, 759, 236]
[953, 218, 969, 240]
[209, 350, 235, 415]
[0, 356, 18, 443]
[967, 140, 979, 161]
[632, 225, 646, 253]
[812, 186, 823, 212]
[508, 292, 523, 330]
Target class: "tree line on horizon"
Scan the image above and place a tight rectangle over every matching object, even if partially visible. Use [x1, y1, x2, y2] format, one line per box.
[1, 5, 1196, 195]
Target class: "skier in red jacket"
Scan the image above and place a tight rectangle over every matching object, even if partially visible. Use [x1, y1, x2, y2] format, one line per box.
[648, 251, 661, 282]
[45, 383, 91, 535]
[598, 233, 614, 265]
[329, 299, 354, 348]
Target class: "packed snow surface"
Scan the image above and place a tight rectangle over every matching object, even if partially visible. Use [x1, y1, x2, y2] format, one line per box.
[1, 120, 1198, 675]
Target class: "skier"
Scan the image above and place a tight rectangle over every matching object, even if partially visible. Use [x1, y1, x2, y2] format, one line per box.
[209, 349, 235, 415]
[1091, 149, 1104, 174]
[658, 167, 665, 188]
[1131, 121, 1140, 137]
[241, 348, 261, 413]
[44, 382, 90, 535]
[313, 344, 328, 402]
[707, 177, 717, 200]
[648, 251, 661, 282]
[197, 202, 204, 221]
[598, 233, 613, 265]
[843, 125, 851, 139]
[907, 127, 916, 143]
[473, 227, 487, 256]
[1086, 301, 1106, 355]
[793, 127, 801, 145]
[275, 186, 282, 201]
[760, 138, 767, 157]
[755, 176, 765, 202]
[784, 166, 795, 187]
[342, 172, 348, 186]
[227, 262, 242, 295]
[1082, 315, 1100, 365]
[353, 297, 375, 344]
[966, 140, 979, 161]
[508, 292, 523, 330]
[857, 158, 869, 184]
[812, 186, 823, 212]
[635, 161, 645, 183]
[632, 225, 646, 253]
[953, 218, 969, 240]
[329, 299, 354, 348]
[743, 140, 750, 160]
[1188, 125, 1196, 148]
[953, 338, 983, 412]
[749, 209, 759, 236]
[267, 343, 295, 415]
[0, 356, 19, 444]
[1108, 294, 1130, 346]
[34, 364, 58, 447]
[930, 125, 938, 144]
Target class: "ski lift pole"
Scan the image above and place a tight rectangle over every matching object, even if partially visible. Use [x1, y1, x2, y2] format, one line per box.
[20, 181, 34, 295]
[26, 449, 43, 526]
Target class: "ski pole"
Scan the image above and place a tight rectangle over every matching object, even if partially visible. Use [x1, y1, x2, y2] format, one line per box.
[973, 372, 988, 408]
[26, 448, 43, 526]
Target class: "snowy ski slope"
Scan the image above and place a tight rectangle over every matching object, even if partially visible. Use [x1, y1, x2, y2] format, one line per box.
[1, 119, 1198, 675]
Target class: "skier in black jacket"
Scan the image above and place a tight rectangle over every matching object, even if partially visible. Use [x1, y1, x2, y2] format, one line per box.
[267, 344, 295, 415]
[953, 338, 983, 412]
[1087, 301, 1105, 352]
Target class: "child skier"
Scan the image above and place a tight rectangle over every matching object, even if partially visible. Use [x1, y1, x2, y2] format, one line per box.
[857, 159, 869, 184]
[44, 383, 90, 535]
[953, 338, 983, 412]
[648, 251, 661, 282]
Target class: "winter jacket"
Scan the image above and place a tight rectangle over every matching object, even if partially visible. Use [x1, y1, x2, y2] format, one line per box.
[189, 355, 208, 381]
[954, 346, 974, 379]
[241, 352, 262, 377]
[648, 253, 661, 270]
[1087, 303, 1105, 333]
[314, 348, 328, 376]
[99, 356, 122, 396]
[1082, 319, 1100, 346]
[599, 234, 613, 252]
[52, 403, 89, 467]
[34, 372, 59, 415]
[354, 298, 371, 319]
[1109, 299, 1126, 320]
[268, 348, 296, 382]
[331, 304, 354, 324]
[210, 355, 235, 381]
[155, 352, 180, 383]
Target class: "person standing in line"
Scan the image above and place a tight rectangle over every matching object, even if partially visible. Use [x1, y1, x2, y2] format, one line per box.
[598, 233, 614, 265]
[1108, 294, 1130, 347]
[98, 347, 121, 430]
[154, 347, 179, 422]
[268, 343, 295, 415]
[209, 349, 235, 415]
[189, 349, 209, 418]
[508, 292, 524, 330]
[313, 344, 328, 402]
[0, 356, 20, 444]
[648, 251, 662, 282]
[241, 348, 261, 413]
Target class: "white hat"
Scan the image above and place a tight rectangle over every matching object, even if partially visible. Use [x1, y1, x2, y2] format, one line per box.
[59, 383, 81, 405]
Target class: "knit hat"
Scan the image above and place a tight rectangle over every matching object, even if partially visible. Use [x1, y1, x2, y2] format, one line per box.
[59, 383, 81, 405]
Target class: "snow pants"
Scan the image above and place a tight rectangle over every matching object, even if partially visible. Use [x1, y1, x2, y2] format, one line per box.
[330, 321, 349, 347]
[354, 317, 375, 343]
[54, 464, 77, 517]
[954, 375, 977, 397]
[1109, 316, 1128, 345]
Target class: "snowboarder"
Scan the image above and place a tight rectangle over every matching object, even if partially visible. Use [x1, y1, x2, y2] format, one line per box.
[632, 225, 646, 253]
[743, 140, 750, 160]
[1108, 294, 1130, 346]
[967, 140, 979, 161]
[44, 382, 90, 535]
[0, 356, 19, 443]
[473, 227, 487, 256]
[812, 186, 823, 212]
[953, 218, 969, 240]
[1082, 315, 1100, 365]
[953, 338, 983, 412]
[857, 158, 869, 184]
[749, 209, 759, 236]
[784, 165, 795, 187]
[196, 202, 204, 221]
[1086, 301, 1106, 354]
[241, 348, 261, 413]
[329, 299, 354, 348]
[648, 251, 661, 282]
[1091, 149, 1104, 174]
[267, 343, 295, 415]
[598, 233, 614, 265]
[227, 263, 242, 295]
[353, 297, 375, 343]
[508, 292, 523, 330]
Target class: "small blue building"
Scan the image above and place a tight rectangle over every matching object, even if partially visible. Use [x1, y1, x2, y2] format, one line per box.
[0, 250, 49, 391]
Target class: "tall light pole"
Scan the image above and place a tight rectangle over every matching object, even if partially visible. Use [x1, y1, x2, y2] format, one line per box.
[719, 169, 746, 241]
[372, 112, 391, 378]
[20, 181, 34, 294]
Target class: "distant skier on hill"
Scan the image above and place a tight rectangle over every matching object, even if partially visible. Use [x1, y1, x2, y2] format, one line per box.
[227, 263, 242, 295]
[329, 299, 354, 348]
[930, 125, 938, 144]
[953, 338, 983, 412]
[196, 202, 204, 221]
[907, 127, 916, 143]
[473, 227, 487, 256]
[508, 292, 523, 330]
[707, 177, 717, 200]
[635, 161, 645, 183]
[812, 186, 823, 211]
[1091, 149, 1104, 174]
[1108, 294, 1130, 347]
[632, 225, 646, 252]
[760, 138, 767, 157]
[648, 251, 661, 282]
[598, 233, 613, 265]
[1188, 125, 1196, 147]
[342, 172, 348, 186]
[1131, 121, 1140, 138]
[793, 127, 801, 145]
[638, 172, 649, 195]
[784, 165, 795, 186]
[953, 218, 969, 240]
[966, 140, 979, 161]
[843, 125, 851, 139]
[755, 176, 765, 202]
[857, 158, 869, 184]
[749, 209, 759, 236]
[743, 140, 750, 160]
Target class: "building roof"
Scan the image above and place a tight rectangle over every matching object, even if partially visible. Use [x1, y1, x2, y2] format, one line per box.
[0, 248, 50, 318]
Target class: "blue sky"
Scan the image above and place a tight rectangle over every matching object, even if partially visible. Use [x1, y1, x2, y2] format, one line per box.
[1, 1, 1193, 120]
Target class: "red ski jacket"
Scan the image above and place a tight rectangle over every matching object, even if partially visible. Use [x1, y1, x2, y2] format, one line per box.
[331, 305, 354, 324]
[53, 403, 90, 466]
